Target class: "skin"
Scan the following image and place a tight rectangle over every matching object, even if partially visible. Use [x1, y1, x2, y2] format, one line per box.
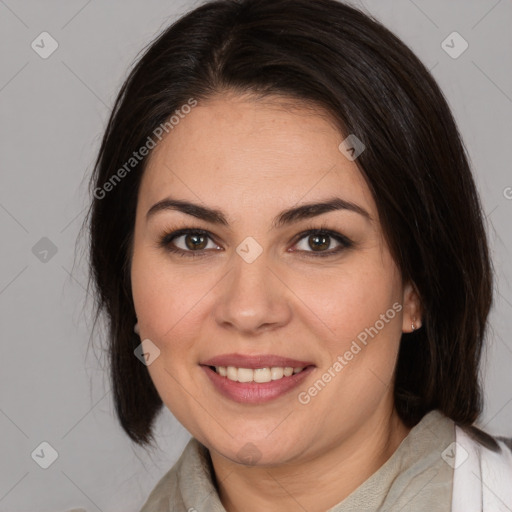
[130, 92, 423, 511]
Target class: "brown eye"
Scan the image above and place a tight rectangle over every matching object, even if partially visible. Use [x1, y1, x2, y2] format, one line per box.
[159, 228, 221, 257]
[184, 232, 208, 250]
[308, 233, 331, 252]
[295, 232, 340, 253]
[292, 229, 352, 258]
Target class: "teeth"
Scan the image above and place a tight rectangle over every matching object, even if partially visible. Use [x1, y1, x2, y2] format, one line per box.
[270, 367, 283, 380]
[254, 368, 271, 383]
[237, 367, 253, 383]
[215, 366, 305, 383]
[227, 366, 237, 381]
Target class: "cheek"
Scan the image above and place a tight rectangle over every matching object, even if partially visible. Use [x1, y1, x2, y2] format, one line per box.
[299, 261, 403, 423]
[297, 252, 404, 407]
[294, 251, 402, 344]
[130, 251, 211, 429]
[130, 250, 211, 353]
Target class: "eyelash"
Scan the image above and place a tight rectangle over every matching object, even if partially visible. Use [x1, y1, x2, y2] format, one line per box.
[157, 223, 353, 259]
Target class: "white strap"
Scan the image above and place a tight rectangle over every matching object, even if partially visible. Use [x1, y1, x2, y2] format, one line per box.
[452, 426, 483, 512]
[481, 437, 512, 511]
[452, 426, 512, 512]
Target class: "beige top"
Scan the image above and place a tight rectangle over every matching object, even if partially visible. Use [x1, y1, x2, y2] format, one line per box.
[140, 410, 454, 511]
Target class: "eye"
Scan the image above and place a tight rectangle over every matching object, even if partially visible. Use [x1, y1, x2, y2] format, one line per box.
[292, 229, 352, 257]
[159, 228, 221, 257]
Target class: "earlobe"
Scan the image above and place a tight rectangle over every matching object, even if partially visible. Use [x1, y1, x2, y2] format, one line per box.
[411, 317, 421, 331]
[134, 322, 140, 336]
[402, 281, 423, 333]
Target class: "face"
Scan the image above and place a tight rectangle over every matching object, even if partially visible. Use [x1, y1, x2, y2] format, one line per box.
[130, 93, 418, 466]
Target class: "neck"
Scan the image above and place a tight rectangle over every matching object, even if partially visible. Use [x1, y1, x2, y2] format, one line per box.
[209, 407, 411, 512]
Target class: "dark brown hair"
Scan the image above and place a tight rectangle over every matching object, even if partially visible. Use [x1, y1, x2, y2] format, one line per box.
[86, 0, 494, 448]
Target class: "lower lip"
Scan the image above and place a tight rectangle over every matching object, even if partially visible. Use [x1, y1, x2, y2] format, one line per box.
[201, 365, 314, 404]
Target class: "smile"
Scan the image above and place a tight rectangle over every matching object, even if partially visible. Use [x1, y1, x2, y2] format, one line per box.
[201, 362, 315, 404]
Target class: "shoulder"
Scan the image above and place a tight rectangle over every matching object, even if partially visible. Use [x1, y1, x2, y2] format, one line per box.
[139, 438, 200, 512]
[138, 460, 182, 512]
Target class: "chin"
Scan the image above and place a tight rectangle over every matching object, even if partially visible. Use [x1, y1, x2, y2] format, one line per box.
[206, 432, 307, 467]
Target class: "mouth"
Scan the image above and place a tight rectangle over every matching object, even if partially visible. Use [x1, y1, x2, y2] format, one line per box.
[200, 353, 315, 404]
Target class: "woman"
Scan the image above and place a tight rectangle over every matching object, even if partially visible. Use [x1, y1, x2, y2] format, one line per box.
[86, 0, 512, 510]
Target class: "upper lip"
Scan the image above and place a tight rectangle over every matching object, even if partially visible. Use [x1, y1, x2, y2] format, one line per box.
[201, 353, 314, 369]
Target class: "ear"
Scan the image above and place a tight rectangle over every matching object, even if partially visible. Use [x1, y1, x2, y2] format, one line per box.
[401, 281, 423, 333]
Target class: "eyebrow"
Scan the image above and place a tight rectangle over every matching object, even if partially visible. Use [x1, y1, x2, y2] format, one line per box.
[146, 196, 372, 228]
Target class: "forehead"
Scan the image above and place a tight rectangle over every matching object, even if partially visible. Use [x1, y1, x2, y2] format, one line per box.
[139, 94, 376, 221]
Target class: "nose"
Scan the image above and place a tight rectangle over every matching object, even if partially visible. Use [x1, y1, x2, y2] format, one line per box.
[213, 249, 292, 335]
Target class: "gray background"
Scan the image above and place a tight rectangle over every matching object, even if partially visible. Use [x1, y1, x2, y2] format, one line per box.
[0, 0, 511, 510]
